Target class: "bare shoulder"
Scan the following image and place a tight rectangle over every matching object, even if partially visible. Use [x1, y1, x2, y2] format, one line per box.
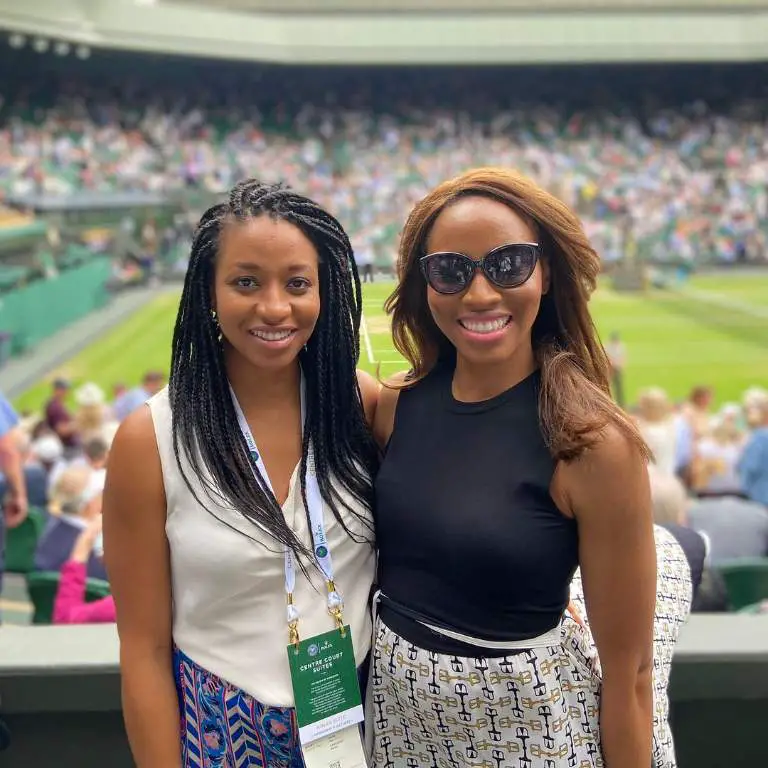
[556, 423, 650, 522]
[573, 422, 644, 475]
[109, 405, 160, 470]
[373, 370, 409, 450]
[104, 405, 165, 516]
[356, 369, 381, 429]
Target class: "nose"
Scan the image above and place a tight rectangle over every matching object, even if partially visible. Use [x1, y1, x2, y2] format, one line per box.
[257, 284, 292, 323]
[462, 270, 502, 309]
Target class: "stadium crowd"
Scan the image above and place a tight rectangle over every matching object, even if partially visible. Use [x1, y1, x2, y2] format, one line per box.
[0, 58, 767, 271]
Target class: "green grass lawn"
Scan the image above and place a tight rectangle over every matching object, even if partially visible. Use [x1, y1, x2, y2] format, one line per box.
[14, 272, 768, 414]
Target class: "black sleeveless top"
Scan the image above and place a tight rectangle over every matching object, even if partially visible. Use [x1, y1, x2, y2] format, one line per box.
[374, 364, 579, 655]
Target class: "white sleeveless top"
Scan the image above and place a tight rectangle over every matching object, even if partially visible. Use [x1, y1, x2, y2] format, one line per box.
[148, 388, 375, 707]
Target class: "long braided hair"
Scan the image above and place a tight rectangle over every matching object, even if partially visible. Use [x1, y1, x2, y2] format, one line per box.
[169, 178, 378, 564]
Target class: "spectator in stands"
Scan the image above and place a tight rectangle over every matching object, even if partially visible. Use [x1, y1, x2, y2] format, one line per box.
[0, 428, 48, 510]
[34, 465, 106, 581]
[0, 392, 27, 612]
[53, 514, 115, 625]
[103, 179, 378, 766]
[43, 379, 78, 454]
[48, 436, 109, 498]
[110, 382, 127, 412]
[673, 403, 696, 485]
[635, 387, 678, 476]
[354, 237, 375, 283]
[683, 385, 715, 441]
[691, 406, 745, 495]
[688, 493, 768, 564]
[28, 428, 64, 476]
[3, 63, 767, 270]
[74, 382, 117, 444]
[744, 387, 768, 428]
[738, 394, 768, 506]
[605, 331, 627, 407]
[112, 370, 165, 421]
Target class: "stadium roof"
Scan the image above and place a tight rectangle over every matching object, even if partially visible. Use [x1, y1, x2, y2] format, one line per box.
[166, 0, 768, 10]
[2, 0, 768, 64]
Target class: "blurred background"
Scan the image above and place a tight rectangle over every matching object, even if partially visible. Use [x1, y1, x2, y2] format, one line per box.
[0, 0, 767, 765]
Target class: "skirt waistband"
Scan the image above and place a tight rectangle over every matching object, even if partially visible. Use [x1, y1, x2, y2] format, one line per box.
[373, 590, 562, 654]
[419, 618, 562, 650]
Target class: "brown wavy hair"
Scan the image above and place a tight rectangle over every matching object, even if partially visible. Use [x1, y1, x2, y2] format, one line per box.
[385, 167, 649, 462]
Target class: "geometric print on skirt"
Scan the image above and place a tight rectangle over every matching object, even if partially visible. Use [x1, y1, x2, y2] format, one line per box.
[569, 525, 693, 768]
[366, 614, 604, 767]
[173, 646, 305, 768]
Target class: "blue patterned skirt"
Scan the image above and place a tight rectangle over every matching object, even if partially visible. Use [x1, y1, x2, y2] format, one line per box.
[173, 647, 305, 768]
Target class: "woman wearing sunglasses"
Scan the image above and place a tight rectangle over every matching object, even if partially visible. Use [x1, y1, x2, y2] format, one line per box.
[369, 168, 657, 767]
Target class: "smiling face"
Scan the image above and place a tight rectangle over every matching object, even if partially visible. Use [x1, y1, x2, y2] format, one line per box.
[424, 195, 549, 373]
[213, 215, 321, 373]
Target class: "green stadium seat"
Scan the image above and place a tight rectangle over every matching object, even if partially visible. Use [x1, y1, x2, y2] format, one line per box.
[25, 571, 112, 625]
[4, 507, 47, 574]
[0, 265, 29, 292]
[714, 558, 768, 611]
[58, 244, 92, 269]
[737, 601, 768, 614]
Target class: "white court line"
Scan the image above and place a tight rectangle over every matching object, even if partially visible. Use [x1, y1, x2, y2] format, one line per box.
[679, 287, 768, 320]
[360, 312, 376, 365]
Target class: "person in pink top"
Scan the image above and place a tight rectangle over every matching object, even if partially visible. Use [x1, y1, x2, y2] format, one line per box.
[53, 514, 115, 624]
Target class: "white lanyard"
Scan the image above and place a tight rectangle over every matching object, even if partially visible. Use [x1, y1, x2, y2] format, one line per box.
[229, 375, 345, 646]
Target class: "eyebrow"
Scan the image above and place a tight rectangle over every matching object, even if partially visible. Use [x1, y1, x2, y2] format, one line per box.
[232, 262, 312, 272]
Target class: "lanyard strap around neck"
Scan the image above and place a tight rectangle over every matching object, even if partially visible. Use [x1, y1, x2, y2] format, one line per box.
[229, 374, 345, 645]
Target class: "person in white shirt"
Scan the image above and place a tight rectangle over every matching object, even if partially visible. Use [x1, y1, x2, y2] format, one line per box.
[605, 331, 627, 407]
[103, 179, 380, 767]
[354, 240, 375, 283]
[635, 387, 679, 476]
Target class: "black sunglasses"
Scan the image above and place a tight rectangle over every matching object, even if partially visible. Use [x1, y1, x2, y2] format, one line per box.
[419, 242, 541, 295]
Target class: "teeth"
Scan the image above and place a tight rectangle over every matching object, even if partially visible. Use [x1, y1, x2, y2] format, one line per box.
[460, 317, 510, 333]
[251, 329, 294, 341]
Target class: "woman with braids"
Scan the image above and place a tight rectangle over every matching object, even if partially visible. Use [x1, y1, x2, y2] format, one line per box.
[103, 178, 380, 767]
[369, 168, 690, 767]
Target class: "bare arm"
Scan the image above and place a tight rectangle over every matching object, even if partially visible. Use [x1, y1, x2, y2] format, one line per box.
[102, 407, 181, 767]
[356, 369, 381, 429]
[0, 429, 27, 527]
[372, 374, 406, 450]
[557, 425, 656, 768]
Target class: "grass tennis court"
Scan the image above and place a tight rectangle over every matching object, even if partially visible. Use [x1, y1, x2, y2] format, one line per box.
[14, 272, 768, 414]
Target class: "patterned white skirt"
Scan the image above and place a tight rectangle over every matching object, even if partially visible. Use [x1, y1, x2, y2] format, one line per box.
[366, 526, 692, 768]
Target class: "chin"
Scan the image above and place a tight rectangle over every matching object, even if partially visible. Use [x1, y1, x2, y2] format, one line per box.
[249, 348, 303, 370]
[229, 340, 305, 372]
[460, 347, 516, 367]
